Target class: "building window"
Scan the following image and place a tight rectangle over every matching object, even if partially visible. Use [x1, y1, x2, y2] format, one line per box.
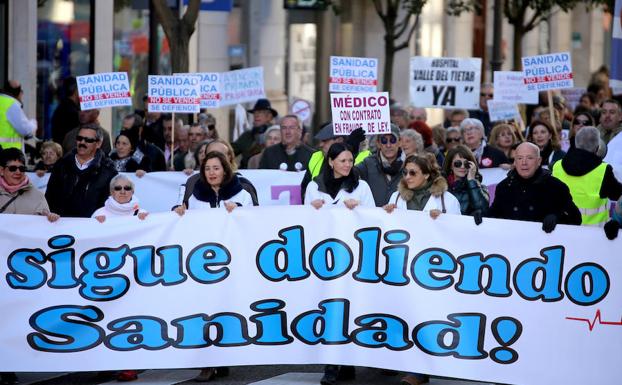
[113, 0, 170, 136]
[37, 0, 93, 139]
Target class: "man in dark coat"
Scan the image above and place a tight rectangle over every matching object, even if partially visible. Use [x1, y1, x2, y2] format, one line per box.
[233, 98, 277, 168]
[259, 114, 314, 171]
[46, 124, 117, 218]
[488, 142, 581, 232]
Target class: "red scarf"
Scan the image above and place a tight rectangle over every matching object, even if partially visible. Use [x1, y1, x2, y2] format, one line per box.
[0, 175, 30, 194]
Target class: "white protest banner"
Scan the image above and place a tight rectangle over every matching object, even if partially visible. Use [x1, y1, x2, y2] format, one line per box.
[560, 87, 586, 111]
[410, 57, 481, 109]
[1, 207, 620, 385]
[176, 73, 221, 109]
[487, 100, 520, 122]
[220, 67, 265, 107]
[147, 75, 201, 113]
[493, 71, 538, 104]
[522, 52, 574, 91]
[77, 72, 131, 110]
[330, 92, 391, 135]
[329, 56, 379, 93]
[27, 170, 305, 212]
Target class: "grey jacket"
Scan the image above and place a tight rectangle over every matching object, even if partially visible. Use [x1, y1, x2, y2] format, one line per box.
[356, 153, 403, 207]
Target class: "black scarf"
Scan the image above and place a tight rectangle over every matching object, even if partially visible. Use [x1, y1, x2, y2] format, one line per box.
[191, 175, 244, 208]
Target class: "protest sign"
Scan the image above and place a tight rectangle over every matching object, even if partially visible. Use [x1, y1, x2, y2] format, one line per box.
[329, 56, 379, 93]
[409, 57, 481, 109]
[77, 72, 131, 110]
[493, 71, 538, 105]
[220, 67, 266, 107]
[290, 99, 312, 123]
[561, 87, 586, 111]
[176, 72, 221, 109]
[147, 75, 201, 113]
[610, 0, 622, 93]
[487, 100, 520, 122]
[330, 92, 391, 135]
[0, 207, 620, 385]
[522, 52, 574, 91]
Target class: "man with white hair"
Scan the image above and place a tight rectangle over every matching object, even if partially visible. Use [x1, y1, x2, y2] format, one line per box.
[488, 142, 581, 232]
[552, 126, 622, 226]
[460, 118, 508, 168]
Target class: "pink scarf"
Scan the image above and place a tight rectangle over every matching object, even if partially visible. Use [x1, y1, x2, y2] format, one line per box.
[0, 175, 30, 194]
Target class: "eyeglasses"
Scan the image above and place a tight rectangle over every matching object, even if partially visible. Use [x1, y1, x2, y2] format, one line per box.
[573, 119, 590, 126]
[480, 93, 494, 98]
[76, 135, 98, 144]
[453, 160, 471, 169]
[380, 136, 398, 145]
[113, 185, 133, 191]
[402, 169, 419, 177]
[6, 165, 26, 172]
[446, 137, 461, 143]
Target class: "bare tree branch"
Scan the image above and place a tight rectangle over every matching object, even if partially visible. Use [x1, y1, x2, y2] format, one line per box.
[394, 14, 418, 51]
[151, 0, 177, 34]
[182, 0, 201, 34]
[372, 0, 388, 24]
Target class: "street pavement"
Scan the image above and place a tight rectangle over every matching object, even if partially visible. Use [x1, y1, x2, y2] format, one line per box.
[12, 366, 497, 385]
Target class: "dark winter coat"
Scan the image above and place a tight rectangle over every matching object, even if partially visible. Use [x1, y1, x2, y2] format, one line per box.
[447, 175, 489, 216]
[45, 149, 118, 218]
[259, 143, 315, 171]
[356, 152, 403, 207]
[488, 167, 581, 225]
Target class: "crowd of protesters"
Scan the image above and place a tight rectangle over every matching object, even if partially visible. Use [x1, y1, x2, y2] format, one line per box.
[2, 67, 622, 385]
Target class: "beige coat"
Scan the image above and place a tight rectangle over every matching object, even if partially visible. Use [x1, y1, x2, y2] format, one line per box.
[0, 182, 49, 215]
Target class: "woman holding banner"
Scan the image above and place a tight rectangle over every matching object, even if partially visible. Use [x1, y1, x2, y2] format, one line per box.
[174, 151, 253, 215]
[442, 145, 489, 224]
[383, 153, 461, 218]
[92, 175, 148, 223]
[305, 142, 375, 210]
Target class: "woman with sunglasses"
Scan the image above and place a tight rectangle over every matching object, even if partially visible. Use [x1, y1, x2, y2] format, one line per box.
[305, 142, 374, 210]
[383, 153, 460, 219]
[527, 120, 566, 167]
[442, 145, 489, 223]
[91, 175, 148, 224]
[0, 148, 59, 221]
[569, 110, 595, 147]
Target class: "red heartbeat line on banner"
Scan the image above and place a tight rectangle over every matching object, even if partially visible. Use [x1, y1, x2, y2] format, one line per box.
[566, 309, 622, 331]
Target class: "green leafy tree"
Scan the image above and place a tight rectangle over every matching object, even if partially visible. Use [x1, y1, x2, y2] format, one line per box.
[151, 0, 201, 74]
[372, 0, 428, 93]
[447, 0, 610, 70]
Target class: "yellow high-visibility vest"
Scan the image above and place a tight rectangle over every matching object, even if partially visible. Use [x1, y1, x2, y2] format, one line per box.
[552, 161, 608, 226]
[0, 95, 22, 150]
[307, 149, 371, 178]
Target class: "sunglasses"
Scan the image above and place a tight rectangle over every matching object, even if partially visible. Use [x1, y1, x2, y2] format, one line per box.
[453, 160, 471, 168]
[402, 169, 419, 177]
[380, 136, 398, 145]
[6, 165, 26, 172]
[446, 137, 461, 143]
[480, 93, 494, 97]
[76, 135, 98, 144]
[573, 119, 590, 125]
[113, 185, 133, 191]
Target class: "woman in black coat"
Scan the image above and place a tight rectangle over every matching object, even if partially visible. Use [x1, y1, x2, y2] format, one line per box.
[110, 131, 152, 175]
[442, 145, 489, 222]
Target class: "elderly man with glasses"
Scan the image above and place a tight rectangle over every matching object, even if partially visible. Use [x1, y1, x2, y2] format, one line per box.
[356, 124, 404, 207]
[46, 124, 118, 218]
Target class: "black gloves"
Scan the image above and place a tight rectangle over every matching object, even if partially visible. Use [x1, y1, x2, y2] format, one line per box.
[346, 128, 366, 155]
[604, 219, 620, 240]
[473, 210, 483, 225]
[542, 214, 557, 233]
